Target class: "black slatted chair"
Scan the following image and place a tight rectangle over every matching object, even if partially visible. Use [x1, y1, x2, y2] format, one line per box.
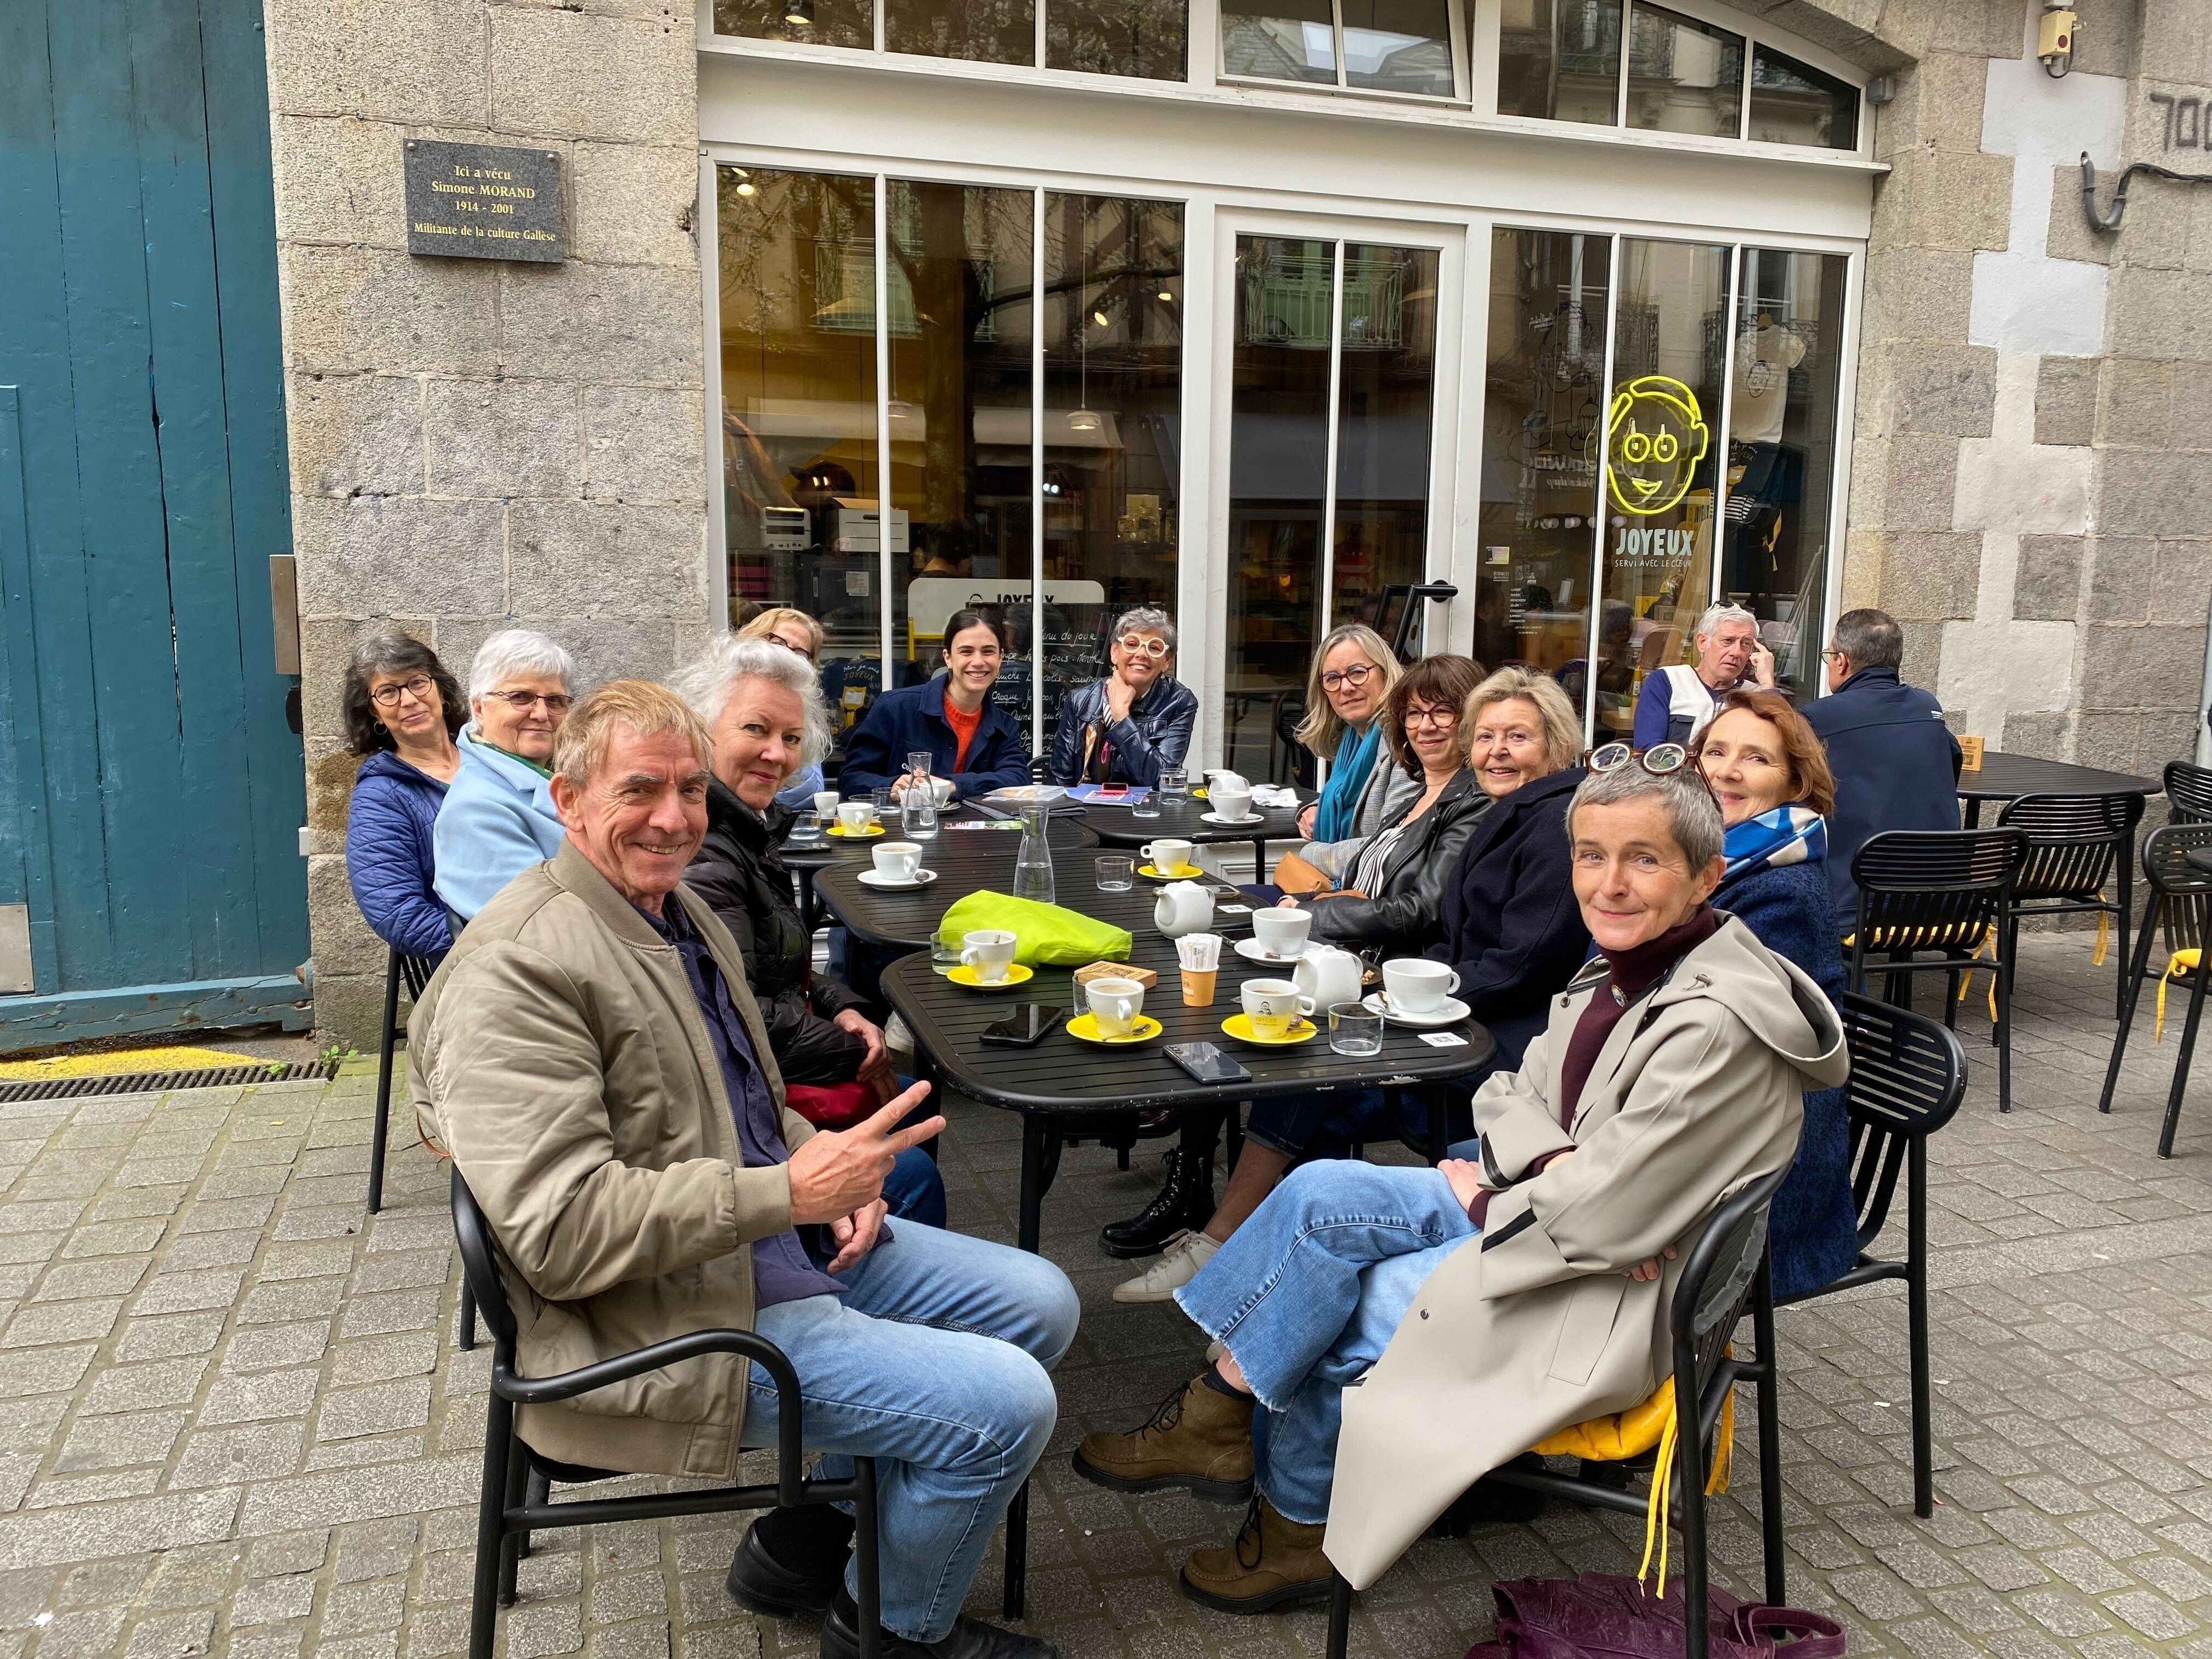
[452, 1172, 882, 1659]
[1996, 792, 2143, 1019]
[1778, 992, 1967, 1519]
[2098, 822, 2212, 1156]
[1847, 828, 2027, 1111]
[1028, 753, 1053, 784]
[370, 945, 440, 1214]
[2165, 759, 2212, 825]
[1324, 1164, 1792, 1659]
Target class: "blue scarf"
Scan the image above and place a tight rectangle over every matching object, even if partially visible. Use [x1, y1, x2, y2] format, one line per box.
[1723, 805, 1827, 881]
[1312, 720, 1382, 843]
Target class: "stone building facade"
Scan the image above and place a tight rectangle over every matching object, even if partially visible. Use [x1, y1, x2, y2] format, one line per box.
[266, 0, 2212, 1043]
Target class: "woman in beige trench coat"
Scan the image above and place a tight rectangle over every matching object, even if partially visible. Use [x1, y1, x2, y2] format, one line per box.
[1072, 760, 1848, 1612]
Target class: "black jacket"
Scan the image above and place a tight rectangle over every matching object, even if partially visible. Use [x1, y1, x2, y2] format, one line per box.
[684, 780, 870, 1085]
[1297, 768, 1491, 955]
[1048, 675, 1199, 787]
[1425, 766, 1591, 1071]
[1800, 665, 1961, 930]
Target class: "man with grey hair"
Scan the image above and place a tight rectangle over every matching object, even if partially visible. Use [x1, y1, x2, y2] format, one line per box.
[1803, 606, 1962, 931]
[1630, 601, 1775, 749]
[1048, 604, 1198, 787]
[433, 627, 579, 919]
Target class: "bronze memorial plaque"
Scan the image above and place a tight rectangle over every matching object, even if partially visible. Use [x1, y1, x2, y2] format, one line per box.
[403, 139, 563, 263]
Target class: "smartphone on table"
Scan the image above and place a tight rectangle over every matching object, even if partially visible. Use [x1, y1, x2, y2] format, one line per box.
[1164, 1041, 1254, 1085]
[981, 1005, 1066, 1047]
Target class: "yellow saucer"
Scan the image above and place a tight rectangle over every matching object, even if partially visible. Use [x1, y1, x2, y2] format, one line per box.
[827, 822, 887, 838]
[1222, 1012, 1318, 1046]
[1139, 864, 1203, 882]
[947, 963, 1035, 991]
[1066, 1012, 1164, 1045]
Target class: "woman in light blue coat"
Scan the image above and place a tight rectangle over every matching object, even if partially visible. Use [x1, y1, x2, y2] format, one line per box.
[433, 629, 575, 921]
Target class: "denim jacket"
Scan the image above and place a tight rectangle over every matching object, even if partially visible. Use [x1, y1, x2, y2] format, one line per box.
[1048, 675, 1198, 787]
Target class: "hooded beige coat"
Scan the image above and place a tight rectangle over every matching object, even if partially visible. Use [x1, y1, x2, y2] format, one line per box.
[1324, 915, 1847, 1589]
[409, 839, 816, 1480]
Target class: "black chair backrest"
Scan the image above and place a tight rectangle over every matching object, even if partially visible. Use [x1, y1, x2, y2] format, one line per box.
[1997, 792, 2143, 901]
[399, 951, 439, 1000]
[1028, 753, 1052, 784]
[1672, 1163, 1791, 1403]
[2167, 760, 2212, 825]
[1852, 828, 2027, 944]
[451, 1169, 522, 1350]
[2141, 822, 2212, 956]
[1835, 991, 1967, 1251]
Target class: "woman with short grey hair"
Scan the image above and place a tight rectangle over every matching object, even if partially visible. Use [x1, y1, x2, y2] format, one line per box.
[432, 628, 577, 920]
[1048, 603, 1198, 788]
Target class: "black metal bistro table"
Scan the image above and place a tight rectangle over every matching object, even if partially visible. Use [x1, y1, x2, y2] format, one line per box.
[809, 815, 1102, 952]
[1956, 752, 2162, 825]
[1081, 788, 1312, 884]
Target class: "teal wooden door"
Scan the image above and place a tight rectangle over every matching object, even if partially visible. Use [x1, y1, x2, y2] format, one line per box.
[0, 0, 308, 1045]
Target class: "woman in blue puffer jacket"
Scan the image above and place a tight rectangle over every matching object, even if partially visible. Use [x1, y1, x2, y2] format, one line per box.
[343, 633, 465, 965]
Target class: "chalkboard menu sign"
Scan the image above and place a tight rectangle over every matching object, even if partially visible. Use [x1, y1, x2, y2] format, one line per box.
[404, 140, 564, 263]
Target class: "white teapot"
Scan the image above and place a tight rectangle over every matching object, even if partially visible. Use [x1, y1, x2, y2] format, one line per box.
[1293, 944, 1364, 1017]
[1154, 881, 1215, 938]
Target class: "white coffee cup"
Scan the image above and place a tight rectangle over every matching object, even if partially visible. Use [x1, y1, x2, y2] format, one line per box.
[1241, 978, 1302, 1039]
[837, 800, 877, 833]
[1250, 907, 1312, 958]
[960, 929, 1018, 983]
[1086, 975, 1146, 1037]
[873, 842, 921, 881]
[1384, 958, 1461, 1015]
[1212, 788, 1254, 822]
[813, 789, 842, 821]
[1141, 838, 1197, 876]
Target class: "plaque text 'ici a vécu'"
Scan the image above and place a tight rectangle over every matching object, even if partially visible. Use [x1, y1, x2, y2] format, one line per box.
[404, 140, 564, 263]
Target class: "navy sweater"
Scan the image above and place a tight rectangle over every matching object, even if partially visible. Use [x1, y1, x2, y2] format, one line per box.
[1802, 667, 1962, 930]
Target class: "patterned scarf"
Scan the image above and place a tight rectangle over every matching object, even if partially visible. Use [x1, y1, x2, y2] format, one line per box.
[1723, 804, 1826, 881]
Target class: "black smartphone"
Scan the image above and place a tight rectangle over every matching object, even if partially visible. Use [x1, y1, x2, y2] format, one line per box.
[981, 1005, 1065, 1047]
[1164, 1041, 1254, 1085]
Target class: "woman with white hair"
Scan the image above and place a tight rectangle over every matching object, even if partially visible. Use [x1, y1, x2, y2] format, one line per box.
[432, 628, 577, 920]
[1048, 606, 1198, 787]
[670, 636, 946, 1226]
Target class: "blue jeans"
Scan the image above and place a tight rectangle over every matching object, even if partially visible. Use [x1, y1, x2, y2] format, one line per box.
[1175, 1160, 1477, 1524]
[883, 1146, 946, 1228]
[743, 1222, 1079, 1643]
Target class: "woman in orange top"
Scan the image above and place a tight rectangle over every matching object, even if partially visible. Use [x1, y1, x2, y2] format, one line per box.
[838, 607, 1030, 800]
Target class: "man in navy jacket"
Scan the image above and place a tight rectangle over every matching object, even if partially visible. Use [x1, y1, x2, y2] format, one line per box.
[1801, 608, 1961, 933]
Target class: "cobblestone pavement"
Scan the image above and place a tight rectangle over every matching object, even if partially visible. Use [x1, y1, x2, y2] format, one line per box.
[3, 933, 2211, 1659]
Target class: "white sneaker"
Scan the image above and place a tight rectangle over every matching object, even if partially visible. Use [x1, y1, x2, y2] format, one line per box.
[1113, 1229, 1220, 1304]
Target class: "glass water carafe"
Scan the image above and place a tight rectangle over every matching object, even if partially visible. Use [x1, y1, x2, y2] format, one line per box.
[1012, 802, 1056, 905]
[901, 752, 940, 839]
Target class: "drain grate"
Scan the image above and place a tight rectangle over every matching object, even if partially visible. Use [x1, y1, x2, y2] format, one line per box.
[0, 1060, 338, 1104]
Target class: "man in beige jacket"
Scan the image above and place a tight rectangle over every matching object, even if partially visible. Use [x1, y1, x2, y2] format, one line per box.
[412, 681, 1078, 1659]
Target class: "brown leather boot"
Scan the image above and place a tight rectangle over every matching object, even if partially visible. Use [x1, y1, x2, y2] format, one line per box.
[1179, 1496, 1333, 1613]
[1072, 1373, 1254, 1504]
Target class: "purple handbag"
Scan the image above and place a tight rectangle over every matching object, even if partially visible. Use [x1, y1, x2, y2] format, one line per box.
[1464, 1573, 1847, 1659]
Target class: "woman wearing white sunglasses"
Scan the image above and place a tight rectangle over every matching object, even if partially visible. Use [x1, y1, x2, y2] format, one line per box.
[1048, 606, 1198, 787]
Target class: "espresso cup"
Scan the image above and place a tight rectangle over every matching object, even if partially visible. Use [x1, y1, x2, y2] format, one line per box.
[1141, 838, 1197, 876]
[812, 789, 842, 821]
[959, 929, 1018, 983]
[1249, 907, 1313, 958]
[1086, 976, 1146, 1038]
[1383, 958, 1461, 1015]
[1241, 978, 1302, 1040]
[873, 842, 921, 881]
[837, 801, 877, 833]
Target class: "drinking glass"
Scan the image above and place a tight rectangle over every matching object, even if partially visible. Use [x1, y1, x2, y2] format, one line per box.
[789, 810, 823, 842]
[1131, 786, 1161, 819]
[870, 786, 895, 819]
[1329, 1004, 1384, 1057]
[1095, 855, 1135, 891]
[1159, 766, 1189, 806]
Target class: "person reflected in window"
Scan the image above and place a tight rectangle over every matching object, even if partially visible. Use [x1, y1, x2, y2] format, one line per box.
[737, 607, 831, 809]
[343, 633, 464, 966]
[433, 629, 577, 922]
[1049, 607, 1198, 788]
[1292, 623, 1418, 845]
[1630, 601, 1776, 749]
[839, 607, 1029, 800]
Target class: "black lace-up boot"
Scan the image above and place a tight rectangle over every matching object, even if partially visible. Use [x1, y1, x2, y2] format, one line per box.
[1099, 1146, 1214, 1259]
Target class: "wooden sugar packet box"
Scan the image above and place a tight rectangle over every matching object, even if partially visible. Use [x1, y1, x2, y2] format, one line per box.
[1073, 961, 1159, 991]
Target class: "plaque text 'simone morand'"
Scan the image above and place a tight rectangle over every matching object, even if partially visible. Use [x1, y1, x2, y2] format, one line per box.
[403, 140, 564, 263]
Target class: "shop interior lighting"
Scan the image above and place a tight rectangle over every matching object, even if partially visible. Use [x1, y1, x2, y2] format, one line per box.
[1068, 409, 1102, 431]
[732, 166, 756, 199]
[785, 0, 815, 25]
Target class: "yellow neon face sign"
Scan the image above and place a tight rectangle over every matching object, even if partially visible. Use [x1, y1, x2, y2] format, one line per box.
[1605, 375, 1710, 517]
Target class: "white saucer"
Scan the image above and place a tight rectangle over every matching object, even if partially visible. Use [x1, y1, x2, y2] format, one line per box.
[1234, 935, 1307, 966]
[1200, 811, 1265, 826]
[857, 868, 940, 890]
[1362, 991, 1470, 1029]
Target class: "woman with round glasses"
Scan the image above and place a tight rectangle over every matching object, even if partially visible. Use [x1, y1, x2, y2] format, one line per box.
[433, 629, 577, 921]
[1291, 624, 1418, 847]
[1048, 607, 1197, 788]
[738, 607, 830, 808]
[343, 633, 465, 964]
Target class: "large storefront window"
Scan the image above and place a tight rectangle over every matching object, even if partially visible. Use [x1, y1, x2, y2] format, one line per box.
[720, 166, 1183, 760]
[1223, 234, 1440, 780]
[716, 0, 1188, 80]
[1221, 0, 1456, 96]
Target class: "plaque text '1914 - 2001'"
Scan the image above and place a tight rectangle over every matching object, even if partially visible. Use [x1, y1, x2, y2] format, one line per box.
[403, 140, 564, 263]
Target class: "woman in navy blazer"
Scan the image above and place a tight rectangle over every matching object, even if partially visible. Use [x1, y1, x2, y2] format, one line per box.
[838, 607, 1031, 800]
